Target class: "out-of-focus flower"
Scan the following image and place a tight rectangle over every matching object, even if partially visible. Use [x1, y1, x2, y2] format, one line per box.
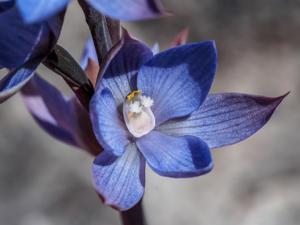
[0, 0, 14, 12]
[21, 74, 101, 156]
[89, 31, 287, 211]
[170, 28, 189, 47]
[15, 0, 166, 23]
[152, 28, 189, 54]
[0, 5, 63, 103]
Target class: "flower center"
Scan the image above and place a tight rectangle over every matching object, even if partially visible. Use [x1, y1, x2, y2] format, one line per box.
[123, 90, 155, 138]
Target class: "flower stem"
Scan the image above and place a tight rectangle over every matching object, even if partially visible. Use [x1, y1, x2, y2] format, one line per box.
[106, 18, 121, 45]
[120, 201, 147, 225]
[78, 0, 112, 65]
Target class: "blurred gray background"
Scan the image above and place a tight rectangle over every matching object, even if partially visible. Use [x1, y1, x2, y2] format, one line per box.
[1, 0, 300, 224]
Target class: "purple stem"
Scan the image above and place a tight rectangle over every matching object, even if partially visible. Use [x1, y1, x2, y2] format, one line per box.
[78, 0, 112, 65]
[120, 201, 148, 225]
[106, 18, 121, 45]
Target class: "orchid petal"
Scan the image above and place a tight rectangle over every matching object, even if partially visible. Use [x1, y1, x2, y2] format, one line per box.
[137, 41, 217, 125]
[21, 75, 101, 155]
[0, 0, 14, 12]
[151, 42, 160, 55]
[0, 8, 45, 68]
[0, 8, 63, 102]
[80, 37, 99, 86]
[97, 31, 153, 106]
[158, 93, 288, 149]
[68, 97, 102, 156]
[0, 7, 63, 69]
[136, 131, 213, 178]
[90, 88, 130, 156]
[16, 0, 69, 23]
[170, 28, 189, 47]
[84, 59, 100, 87]
[21, 74, 78, 146]
[92, 143, 145, 211]
[81, 37, 98, 70]
[88, 0, 165, 21]
[47, 13, 65, 39]
[0, 60, 39, 103]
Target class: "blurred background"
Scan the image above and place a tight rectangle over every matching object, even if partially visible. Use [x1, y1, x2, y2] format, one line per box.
[1, 0, 300, 224]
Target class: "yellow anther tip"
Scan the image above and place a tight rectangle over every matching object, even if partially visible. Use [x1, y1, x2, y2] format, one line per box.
[126, 90, 142, 101]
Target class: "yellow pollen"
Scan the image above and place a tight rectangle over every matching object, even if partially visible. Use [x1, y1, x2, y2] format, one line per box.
[126, 90, 142, 102]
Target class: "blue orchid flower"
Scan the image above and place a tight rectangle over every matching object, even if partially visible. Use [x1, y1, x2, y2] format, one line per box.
[89, 31, 287, 210]
[20, 31, 286, 211]
[0, 4, 63, 103]
[14, 0, 166, 23]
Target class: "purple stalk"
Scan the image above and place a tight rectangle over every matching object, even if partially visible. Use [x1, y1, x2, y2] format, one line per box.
[120, 201, 147, 225]
[78, 0, 112, 65]
[106, 18, 121, 45]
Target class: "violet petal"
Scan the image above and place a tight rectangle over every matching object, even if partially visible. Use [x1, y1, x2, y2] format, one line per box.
[137, 41, 217, 125]
[88, 0, 165, 21]
[92, 143, 145, 211]
[90, 88, 130, 156]
[96, 30, 153, 106]
[158, 93, 288, 149]
[136, 131, 213, 178]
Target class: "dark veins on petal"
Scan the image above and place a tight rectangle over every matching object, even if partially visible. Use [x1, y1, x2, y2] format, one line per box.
[158, 92, 288, 149]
